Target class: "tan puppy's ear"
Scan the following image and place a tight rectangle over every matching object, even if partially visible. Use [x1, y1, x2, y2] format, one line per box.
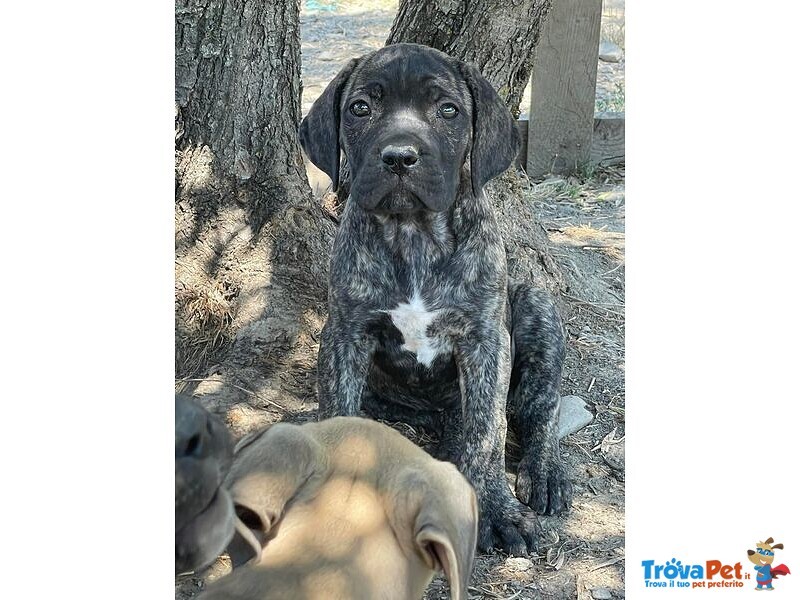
[223, 423, 324, 567]
[225, 500, 273, 568]
[764, 537, 774, 545]
[415, 524, 472, 600]
[772, 543, 784, 550]
[413, 465, 479, 600]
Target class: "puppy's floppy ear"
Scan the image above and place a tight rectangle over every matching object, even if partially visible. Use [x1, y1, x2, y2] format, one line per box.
[226, 501, 271, 568]
[458, 60, 520, 196]
[299, 58, 359, 192]
[413, 467, 478, 600]
[223, 423, 323, 568]
[224, 441, 281, 568]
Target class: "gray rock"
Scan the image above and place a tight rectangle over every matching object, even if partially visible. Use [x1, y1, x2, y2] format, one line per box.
[592, 588, 613, 600]
[558, 395, 594, 439]
[599, 41, 623, 63]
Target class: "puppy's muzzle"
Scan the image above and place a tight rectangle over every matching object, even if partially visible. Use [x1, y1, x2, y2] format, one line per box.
[381, 144, 419, 175]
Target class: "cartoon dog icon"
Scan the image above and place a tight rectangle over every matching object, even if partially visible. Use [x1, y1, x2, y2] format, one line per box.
[747, 537, 791, 590]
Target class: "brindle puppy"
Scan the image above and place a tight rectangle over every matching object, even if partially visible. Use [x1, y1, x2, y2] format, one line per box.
[300, 43, 571, 555]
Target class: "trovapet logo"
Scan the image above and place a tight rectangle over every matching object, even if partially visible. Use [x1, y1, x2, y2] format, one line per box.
[642, 537, 791, 591]
[641, 558, 746, 589]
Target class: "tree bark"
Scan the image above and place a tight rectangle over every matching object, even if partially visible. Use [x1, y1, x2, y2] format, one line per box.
[387, 0, 553, 117]
[175, 0, 335, 432]
[388, 0, 565, 297]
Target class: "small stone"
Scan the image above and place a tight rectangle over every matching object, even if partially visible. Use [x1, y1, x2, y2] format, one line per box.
[591, 588, 613, 600]
[597, 189, 625, 206]
[602, 438, 625, 471]
[558, 395, 594, 439]
[505, 557, 534, 572]
[599, 41, 623, 63]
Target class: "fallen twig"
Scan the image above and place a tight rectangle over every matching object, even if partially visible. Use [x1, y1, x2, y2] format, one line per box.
[175, 377, 292, 415]
[589, 555, 625, 572]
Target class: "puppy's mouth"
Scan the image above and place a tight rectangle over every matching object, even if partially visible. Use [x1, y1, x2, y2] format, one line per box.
[351, 163, 447, 213]
[374, 186, 424, 214]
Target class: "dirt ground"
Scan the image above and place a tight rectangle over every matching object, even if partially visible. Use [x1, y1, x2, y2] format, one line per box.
[177, 2, 625, 598]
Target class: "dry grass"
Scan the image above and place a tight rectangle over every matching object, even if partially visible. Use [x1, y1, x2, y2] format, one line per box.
[526, 164, 625, 203]
[175, 278, 236, 376]
[601, 2, 625, 49]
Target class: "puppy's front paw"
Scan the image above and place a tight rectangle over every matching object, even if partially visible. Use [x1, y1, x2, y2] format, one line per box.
[515, 451, 572, 515]
[477, 483, 541, 556]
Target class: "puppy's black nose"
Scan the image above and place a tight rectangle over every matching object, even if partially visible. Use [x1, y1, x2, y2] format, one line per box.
[381, 145, 419, 174]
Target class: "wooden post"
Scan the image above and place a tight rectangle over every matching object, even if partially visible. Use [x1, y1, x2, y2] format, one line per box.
[527, 0, 603, 177]
[514, 115, 625, 170]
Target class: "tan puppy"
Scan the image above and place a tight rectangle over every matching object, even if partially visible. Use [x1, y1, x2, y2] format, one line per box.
[199, 416, 478, 600]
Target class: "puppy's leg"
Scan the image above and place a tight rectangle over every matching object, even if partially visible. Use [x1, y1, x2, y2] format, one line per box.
[429, 406, 464, 464]
[455, 325, 541, 556]
[317, 317, 375, 418]
[507, 281, 572, 515]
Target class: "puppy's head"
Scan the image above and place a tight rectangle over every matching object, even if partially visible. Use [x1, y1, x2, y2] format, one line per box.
[747, 537, 783, 566]
[175, 394, 236, 574]
[299, 43, 519, 214]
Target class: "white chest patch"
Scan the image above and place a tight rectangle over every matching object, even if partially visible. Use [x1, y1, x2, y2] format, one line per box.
[386, 292, 445, 367]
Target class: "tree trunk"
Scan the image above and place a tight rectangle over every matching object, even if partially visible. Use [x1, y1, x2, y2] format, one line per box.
[387, 0, 553, 117]
[388, 0, 565, 297]
[175, 0, 335, 433]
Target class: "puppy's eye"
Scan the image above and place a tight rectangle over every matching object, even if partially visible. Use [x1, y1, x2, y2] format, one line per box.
[350, 100, 371, 117]
[440, 103, 459, 119]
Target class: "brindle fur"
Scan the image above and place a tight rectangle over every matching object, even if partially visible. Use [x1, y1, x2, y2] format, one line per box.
[301, 43, 571, 555]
